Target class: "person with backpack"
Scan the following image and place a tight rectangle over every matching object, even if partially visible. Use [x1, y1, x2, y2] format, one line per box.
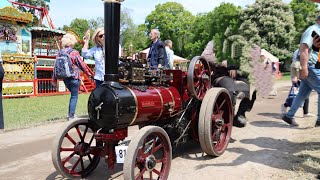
[53, 33, 93, 120]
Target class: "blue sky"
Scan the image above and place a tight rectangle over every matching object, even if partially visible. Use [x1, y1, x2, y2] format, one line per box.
[48, 0, 292, 28]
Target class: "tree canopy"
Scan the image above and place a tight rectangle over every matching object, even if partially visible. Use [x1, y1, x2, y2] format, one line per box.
[290, 0, 319, 44]
[237, 0, 296, 61]
[145, 2, 195, 56]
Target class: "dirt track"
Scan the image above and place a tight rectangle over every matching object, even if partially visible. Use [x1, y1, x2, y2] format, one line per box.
[0, 81, 319, 180]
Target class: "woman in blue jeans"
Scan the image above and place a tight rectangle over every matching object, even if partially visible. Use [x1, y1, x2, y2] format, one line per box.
[53, 33, 93, 120]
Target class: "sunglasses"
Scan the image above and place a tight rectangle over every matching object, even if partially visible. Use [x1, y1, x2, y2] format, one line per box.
[98, 34, 104, 38]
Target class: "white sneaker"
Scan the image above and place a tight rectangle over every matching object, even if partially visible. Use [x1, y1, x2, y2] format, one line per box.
[303, 113, 315, 118]
[281, 104, 287, 114]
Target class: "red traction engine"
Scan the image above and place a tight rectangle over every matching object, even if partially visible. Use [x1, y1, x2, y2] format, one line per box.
[51, 1, 233, 179]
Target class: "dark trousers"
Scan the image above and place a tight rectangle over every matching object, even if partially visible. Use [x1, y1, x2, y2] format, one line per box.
[95, 79, 104, 87]
[284, 98, 309, 114]
[0, 63, 4, 129]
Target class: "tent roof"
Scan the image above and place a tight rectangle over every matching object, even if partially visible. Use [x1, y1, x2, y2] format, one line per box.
[141, 48, 189, 63]
[260, 49, 279, 62]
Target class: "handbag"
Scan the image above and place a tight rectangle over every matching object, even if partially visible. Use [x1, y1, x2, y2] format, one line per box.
[285, 82, 303, 107]
[290, 50, 301, 78]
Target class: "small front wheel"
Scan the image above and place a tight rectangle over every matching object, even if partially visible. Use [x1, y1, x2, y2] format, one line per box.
[123, 126, 172, 180]
[51, 119, 102, 179]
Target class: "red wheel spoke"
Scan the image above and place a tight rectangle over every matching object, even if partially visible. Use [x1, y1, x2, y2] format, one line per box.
[155, 158, 163, 163]
[142, 138, 146, 152]
[153, 168, 161, 175]
[150, 171, 153, 179]
[80, 157, 85, 172]
[135, 168, 146, 180]
[218, 100, 226, 111]
[62, 152, 75, 165]
[194, 81, 200, 87]
[215, 102, 220, 114]
[70, 157, 81, 174]
[211, 130, 217, 141]
[75, 126, 83, 141]
[88, 134, 94, 146]
[61, 147, 76, 151]
[82, 126, 89, 140]
[66, 133, 76, 145]
[151, 139, 156, 154]
[88, 154, 92, 162]
[153, 144, 163, 154]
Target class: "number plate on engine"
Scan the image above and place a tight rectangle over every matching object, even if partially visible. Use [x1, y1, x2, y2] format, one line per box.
[115, 146, 128, 163]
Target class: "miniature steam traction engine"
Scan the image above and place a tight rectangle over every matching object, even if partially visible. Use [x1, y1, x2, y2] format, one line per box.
[51, 0, 233, 179]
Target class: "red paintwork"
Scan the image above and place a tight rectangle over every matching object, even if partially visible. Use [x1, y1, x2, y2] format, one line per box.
[128, 86, 182, 125]
[94, 128, 128, 169]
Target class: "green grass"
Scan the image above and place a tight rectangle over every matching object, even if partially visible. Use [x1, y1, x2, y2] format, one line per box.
[3, 94, 90, 130]
[280, 72, 291, 81]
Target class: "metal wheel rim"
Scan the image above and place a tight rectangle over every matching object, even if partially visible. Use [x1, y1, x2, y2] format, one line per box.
[52, 119, 101, 178]
[123, 126, 172, 180]
[198, 88, 233, 156]
[187, 56, 211, 101]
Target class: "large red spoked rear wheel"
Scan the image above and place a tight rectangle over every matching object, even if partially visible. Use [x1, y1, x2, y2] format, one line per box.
[52, 119, 102, 179]
[123, 126, 171, 180]
[187, 56, 211, 101]
[198, 88, 233, 156]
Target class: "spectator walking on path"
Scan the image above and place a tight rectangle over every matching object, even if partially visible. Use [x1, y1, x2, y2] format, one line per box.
[281, 49, 314, 118]
[164, 39, 174, 69]
[282, 16, 320, 127]
[53, 33, 93, 120]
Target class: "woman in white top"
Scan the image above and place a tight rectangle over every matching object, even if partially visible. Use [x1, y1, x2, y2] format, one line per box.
[82, 28, 105, 87]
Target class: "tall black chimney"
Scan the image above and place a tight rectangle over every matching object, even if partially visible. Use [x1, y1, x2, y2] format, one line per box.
[104, 0, 120, 82]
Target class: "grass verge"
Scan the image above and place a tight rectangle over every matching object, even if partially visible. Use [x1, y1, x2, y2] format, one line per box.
[3, 94, 90, 130]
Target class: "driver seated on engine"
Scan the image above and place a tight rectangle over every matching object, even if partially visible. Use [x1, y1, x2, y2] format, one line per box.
[211, 60, 257, 128]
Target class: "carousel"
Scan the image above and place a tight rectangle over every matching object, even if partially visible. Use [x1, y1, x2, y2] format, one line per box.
[0, 1, 95, 98]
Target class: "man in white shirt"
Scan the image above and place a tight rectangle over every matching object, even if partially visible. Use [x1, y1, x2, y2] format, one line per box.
[164, 40, 174, 69]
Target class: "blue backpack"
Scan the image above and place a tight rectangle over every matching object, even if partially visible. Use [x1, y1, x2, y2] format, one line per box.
[53, 49, 74, 79]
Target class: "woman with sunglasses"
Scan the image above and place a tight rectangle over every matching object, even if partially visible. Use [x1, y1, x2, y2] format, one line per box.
[82, 27, 105, 87]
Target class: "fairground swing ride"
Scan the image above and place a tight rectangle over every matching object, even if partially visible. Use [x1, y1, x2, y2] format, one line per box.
[51, 0, 234, 179]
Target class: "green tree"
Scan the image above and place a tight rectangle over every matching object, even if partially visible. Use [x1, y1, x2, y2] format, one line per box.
[120, 8, 134, 35]
[145, 2, 195, 57]
[185, 3, 241, 61]
[63, 18, 90, 52]
[184, 13, 212, 59]
[290, 0, 319, 44]
[237, 0, 296, 61]
[118, 8, 148, 55]
[121, 24, 149, 54]
[209, 3, 241, 62]
[16, 0, 50, 27]
[88, 17, 104, 30]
